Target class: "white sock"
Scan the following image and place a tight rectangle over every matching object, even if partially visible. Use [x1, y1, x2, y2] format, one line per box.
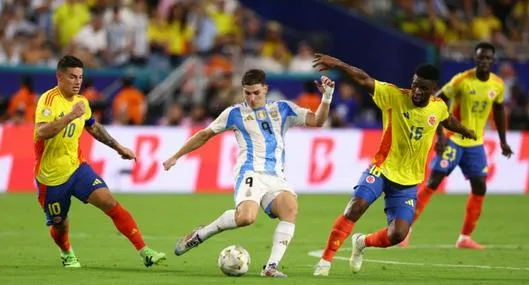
[458, 234, 471, 241]
[318, 259, 331, 267]
[266, 221, 295, 267]
[197, 209, 237, 241]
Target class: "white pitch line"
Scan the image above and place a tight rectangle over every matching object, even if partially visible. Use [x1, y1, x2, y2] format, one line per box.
[308, 249, 529, 271]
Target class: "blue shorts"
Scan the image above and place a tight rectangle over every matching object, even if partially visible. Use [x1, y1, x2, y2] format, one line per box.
[430, 139, 487, 178]
[36, 163, 107, 226]
[353, 166, 417, 225]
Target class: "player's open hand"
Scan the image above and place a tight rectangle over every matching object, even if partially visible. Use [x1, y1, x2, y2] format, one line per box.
[314, 75, 335, 101]
[313, 53, 342, 72]
[70, 101, 85, 119]
[117, 145, 136, 160]
[163, 156, 178, 171]
[500, 142, 513, 158]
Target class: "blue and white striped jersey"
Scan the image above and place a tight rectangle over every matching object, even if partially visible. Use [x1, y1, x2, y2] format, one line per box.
[208, 100, 309, 178]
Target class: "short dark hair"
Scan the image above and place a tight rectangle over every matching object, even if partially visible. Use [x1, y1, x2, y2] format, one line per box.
[475, 42, 495, 54]
[415, 63, 439, 81]
[242, 69, 266, 86]
[57, 55, 84, 72]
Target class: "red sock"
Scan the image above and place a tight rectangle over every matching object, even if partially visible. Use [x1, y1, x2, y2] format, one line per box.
[461, 193, 485, 236]
[50, 224, 70, 252]
[321, 215, 354, 262]
[365, 227, 392, 248]
[105, 203, 146, 250]
[413, 186, 435, 223]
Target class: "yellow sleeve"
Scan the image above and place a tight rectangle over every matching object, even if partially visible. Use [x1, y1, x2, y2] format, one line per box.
[82, 97, 92, 121]
[494, 83, 504, 104]
[35, 94, 55, 124]
[441, 73, 464, 99]
[373, 80, 400, 110]
[439, 100, 449, 122]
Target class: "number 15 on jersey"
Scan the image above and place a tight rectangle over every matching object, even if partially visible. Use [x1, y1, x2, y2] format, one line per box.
[409, 125, 424, 140]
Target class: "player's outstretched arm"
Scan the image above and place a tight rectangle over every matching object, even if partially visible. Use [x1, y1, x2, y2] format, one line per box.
[163, 128, 217, 171]
[85, 122, 136, 160]
[305, 75, 335, 127]
[441, 114, 477, 140]
[492, 102, 513, 158]
[313, 53, 375, 94]
[37, 101, 85, 139]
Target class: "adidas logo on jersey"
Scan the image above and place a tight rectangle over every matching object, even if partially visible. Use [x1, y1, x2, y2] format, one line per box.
[92, 178, 102, 186]
[403, 112, 410, 119]
[405, 199, 415, 207]
[244, 115, 254, 121]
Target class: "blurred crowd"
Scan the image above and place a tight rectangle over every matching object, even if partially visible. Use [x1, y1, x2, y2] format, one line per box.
[0, 0, 316, 72]
[0, 0, 329, 127]
[1, 72, 382, 129]
[1, 0, 529, 129]
[330, 0, 529, 59]
[330, 0, 529, 129]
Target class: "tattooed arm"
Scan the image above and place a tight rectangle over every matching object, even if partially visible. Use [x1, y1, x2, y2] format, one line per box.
[85, 122, 136, 160]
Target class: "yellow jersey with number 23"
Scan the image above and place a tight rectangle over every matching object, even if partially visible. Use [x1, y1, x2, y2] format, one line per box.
[441, 68, 504, 147]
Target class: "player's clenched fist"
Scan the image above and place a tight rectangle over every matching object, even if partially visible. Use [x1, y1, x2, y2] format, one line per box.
[500, 142, 513, 158]
[70, 101, 85, 119]
[163, 156, 177, 171]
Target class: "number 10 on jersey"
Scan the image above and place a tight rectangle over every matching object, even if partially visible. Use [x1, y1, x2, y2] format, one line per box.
[62, 123, 76, 138]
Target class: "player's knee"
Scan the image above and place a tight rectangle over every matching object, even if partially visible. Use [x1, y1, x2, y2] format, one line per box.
[470, 178, 486, 195]
[344, 200, 368, 222]
[51, 220, 67, 230]
[427, 172, 445, 189]
[279, 203, 297, 221]
[388, 227, 408, 244]
[426, 180, 440, 190]
[100, 199, 117, 212]
[235, 212, 256, 227]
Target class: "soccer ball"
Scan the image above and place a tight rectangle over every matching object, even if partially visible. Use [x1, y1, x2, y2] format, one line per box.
[217, 245, 251, 276]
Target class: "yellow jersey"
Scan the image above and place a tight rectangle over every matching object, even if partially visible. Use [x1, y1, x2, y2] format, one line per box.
[441, 68, 504, 147]
[34, 87, 92, 186]
[372, 80, 449, 185]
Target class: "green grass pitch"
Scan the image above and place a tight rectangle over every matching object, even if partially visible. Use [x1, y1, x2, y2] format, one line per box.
[1, 193, 528, 285]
